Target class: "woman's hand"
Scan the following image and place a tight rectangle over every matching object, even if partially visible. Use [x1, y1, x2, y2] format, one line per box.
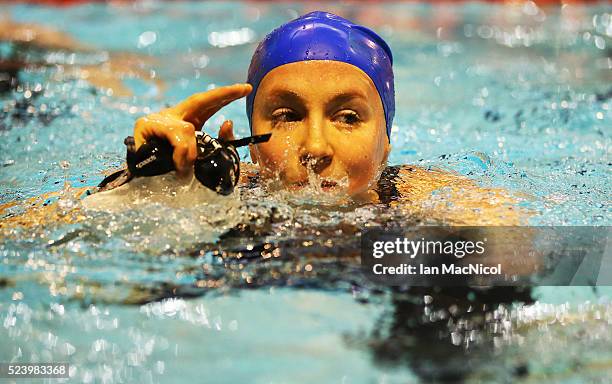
[133, 83, 252, 177]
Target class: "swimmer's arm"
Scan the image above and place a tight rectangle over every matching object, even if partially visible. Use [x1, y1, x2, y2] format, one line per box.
[392, 165, 530, 226]
[0, 17, 163, 97]
[0, 17, 90, 51]
[133, 84, 252, 176]
[0, 187, 91, 230]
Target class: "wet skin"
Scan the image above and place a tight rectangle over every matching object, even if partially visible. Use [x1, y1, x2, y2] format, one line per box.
[127, 61, 529, 224]
[0, 60, 529, 228]
[133, 61, 390, 200]
[0, 18, 163, 98]
[249, 61, 390, 199]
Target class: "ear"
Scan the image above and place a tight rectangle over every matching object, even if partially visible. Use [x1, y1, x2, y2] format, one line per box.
[249, 144, 259, 164]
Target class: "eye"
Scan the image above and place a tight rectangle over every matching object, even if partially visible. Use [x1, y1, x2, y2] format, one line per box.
[333, 110, 361, 126]
[271, 108, 301, 124]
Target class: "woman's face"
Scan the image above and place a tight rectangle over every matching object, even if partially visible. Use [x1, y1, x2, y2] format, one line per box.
[250, 60, 390, 198]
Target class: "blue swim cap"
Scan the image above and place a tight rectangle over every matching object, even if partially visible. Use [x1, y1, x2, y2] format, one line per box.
[246, 11, 395, 140]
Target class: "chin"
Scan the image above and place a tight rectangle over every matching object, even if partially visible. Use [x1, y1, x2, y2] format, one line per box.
[346, 184, 367, 197]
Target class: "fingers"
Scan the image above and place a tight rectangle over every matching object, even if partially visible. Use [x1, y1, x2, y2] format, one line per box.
[133, 113, 196, 177]
[132, 83, 251, 179]
[171, 131, 197, 178]
[134, 113, 179, 149]
[134, 114, 163, 149]
[218, 120, 235, 142]
[172, 83, 252, 128]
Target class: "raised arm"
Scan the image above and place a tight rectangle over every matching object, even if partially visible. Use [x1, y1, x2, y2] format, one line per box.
[133, 83, 252, 177]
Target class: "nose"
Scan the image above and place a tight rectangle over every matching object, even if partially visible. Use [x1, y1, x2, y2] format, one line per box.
[299, 122, 333, 174]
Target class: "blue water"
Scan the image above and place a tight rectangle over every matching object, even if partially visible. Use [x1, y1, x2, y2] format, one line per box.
[0, 1, 611, 383]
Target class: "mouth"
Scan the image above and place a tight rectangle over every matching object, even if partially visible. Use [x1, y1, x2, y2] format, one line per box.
[290, 179, 339, 191]
[320, 179, 338, 191]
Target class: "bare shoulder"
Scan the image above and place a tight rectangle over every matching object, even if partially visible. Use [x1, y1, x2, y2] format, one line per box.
[384, 165, 531, 225]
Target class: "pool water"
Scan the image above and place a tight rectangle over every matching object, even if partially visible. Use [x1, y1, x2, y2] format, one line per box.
[1, 1, 611, 383]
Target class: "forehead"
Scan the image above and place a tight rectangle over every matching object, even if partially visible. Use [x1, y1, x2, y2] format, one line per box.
[255, 61, 380, 103]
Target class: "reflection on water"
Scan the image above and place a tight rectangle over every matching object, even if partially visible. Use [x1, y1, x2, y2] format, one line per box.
[1, 1, 611, 383]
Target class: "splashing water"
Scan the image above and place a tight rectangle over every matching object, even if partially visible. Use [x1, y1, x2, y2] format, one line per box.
[1, 2, 611, 383]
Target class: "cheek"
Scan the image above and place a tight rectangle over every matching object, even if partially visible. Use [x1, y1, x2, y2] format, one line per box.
[340, 130, 380, 164]
[256, 132, 301, 172]
[345, 151, 376, 186]
[335, 126, 386, 189]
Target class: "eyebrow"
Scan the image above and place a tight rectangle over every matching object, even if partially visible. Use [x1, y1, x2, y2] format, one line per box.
[267, 89, 369, 106]
[327, 91, 369, 106]
[267, 89, 305, 105]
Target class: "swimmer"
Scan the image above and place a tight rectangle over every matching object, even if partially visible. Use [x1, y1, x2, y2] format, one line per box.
[1, 11, 529, 229]
[125, 12, 528, 225]
[0, 16, 162, 97]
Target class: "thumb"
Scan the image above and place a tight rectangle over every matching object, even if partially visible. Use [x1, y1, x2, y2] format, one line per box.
[218, 120, 235, 142]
